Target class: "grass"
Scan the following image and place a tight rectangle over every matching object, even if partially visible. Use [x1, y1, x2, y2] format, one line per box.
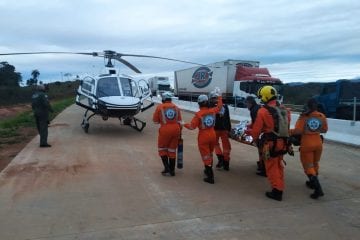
[0, 97, 75, 138]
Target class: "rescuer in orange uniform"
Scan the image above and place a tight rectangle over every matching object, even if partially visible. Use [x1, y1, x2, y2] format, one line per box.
[290, 98, 328, 199]
[184, 90, 223, 184]
[251, 86, 291, 201]
[153, 92, 182, 176]
[209, 91, 232, 171]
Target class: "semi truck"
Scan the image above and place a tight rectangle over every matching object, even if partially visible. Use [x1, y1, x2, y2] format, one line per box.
[174, 59, 283, 106]
[314, 79, 360, 120]
[148, 76, 171, 96]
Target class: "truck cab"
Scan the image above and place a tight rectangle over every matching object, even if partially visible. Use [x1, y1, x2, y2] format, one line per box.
[314, 79, 360, 120]
[148, 76, 171, 97]
[233, 66, 283, 107]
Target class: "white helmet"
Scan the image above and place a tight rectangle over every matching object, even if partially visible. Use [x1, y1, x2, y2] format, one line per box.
[197, 94, 208, 103]
[161, 91, 173, 101]
[208, 91, 219, 99]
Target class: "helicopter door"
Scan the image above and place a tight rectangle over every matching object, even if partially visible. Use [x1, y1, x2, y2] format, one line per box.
[76, 76, 96, 109]
[137, 79, 154, 111]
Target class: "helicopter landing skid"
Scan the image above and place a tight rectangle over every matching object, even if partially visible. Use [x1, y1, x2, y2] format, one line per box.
[131, 117, 146, 132]
[81, 110, 96, 133]
[122, 117, 146, 132]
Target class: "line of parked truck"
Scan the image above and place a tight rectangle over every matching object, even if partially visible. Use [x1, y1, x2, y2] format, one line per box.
[147, 59, 359, 120]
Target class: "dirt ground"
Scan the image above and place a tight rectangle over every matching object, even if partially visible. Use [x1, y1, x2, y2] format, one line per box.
[0, 104, 37, 172]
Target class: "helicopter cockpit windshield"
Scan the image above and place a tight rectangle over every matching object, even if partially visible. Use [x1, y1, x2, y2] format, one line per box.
[97, 77, 121, 98]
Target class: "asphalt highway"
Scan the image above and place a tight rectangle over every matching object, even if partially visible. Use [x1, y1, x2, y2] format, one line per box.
[0, 104, 359, 240]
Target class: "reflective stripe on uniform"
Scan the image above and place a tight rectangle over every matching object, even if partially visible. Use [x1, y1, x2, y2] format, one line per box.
[168, 148, 176, 153]
[202, 154, 211, 161]
[305, 163, 314, 169]
[158, 147, 168, 151]
[160, 108, 167, 124]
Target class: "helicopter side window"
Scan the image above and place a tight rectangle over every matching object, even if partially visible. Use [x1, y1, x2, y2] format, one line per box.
[131, 80, 140, 97]
[81, 77, 95, 94]
[120, 77, 138, 97]
[97, 77, 121, 98]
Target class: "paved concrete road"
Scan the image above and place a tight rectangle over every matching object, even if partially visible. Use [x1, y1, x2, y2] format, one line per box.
[0, 105, 359, 240]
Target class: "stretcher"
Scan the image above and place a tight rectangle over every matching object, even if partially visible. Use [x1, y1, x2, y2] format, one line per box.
[229, 120, 255, 146]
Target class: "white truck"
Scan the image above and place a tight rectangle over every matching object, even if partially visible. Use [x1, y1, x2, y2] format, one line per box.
[148, 76, 171, 97]
[174, 59, 283, 106]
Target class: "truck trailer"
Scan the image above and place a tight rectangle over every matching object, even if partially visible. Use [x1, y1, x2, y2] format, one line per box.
[174, 59, 283, 106]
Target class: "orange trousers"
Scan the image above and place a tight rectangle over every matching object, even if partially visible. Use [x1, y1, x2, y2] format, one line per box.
[158, 124, 181, 158]
[263, 140, 286, 191]
[300, 145, 322, 176]
[198, 131, 216, 166]
[214, 130, 231, 161]
[265, 156, 284, 191]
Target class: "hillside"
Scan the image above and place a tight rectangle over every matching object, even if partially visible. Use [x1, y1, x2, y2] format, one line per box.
[0, 80, 80, 106]
[282, 82, 324, 105]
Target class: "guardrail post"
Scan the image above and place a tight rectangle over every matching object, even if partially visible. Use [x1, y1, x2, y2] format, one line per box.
[351, 97, 356, 126]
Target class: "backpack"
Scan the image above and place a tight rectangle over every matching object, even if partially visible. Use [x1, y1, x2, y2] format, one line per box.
[263, 105, 289, 138]
[262, 104, 291, 157]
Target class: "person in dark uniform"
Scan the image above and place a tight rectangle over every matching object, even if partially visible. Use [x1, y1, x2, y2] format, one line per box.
[32, 84, 53, 147]
[209, 91, 232, 171]
[245, 96, 265, 176]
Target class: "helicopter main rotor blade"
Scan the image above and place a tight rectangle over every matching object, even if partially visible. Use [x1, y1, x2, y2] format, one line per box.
[0, 52, 97, 56]
[113, 56, 142, 73]
[118, 53, 203, 66]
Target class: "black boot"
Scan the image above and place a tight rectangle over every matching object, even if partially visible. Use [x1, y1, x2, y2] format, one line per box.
[305, 175, 315, 189]
[169, 158, 176, 176]
[310, 176, 324, 199]
[265, 188, 283, 201]
[223, 160, 230, 171]
[161, 156, 170, 176]
[203, 165, 214, 184]
[256, 161, 261, 171]
[215, 154, 224, 169]
[256, 160, 266, 177]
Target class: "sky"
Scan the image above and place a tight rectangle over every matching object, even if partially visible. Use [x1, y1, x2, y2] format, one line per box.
[0, 0, 360, 84]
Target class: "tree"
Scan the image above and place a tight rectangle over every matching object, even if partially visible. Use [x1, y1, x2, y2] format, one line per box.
[26, 69, 41, 86]
[63, 72, 72, 81]
[0, 62, 22, 87]
[31, 69, 40, 81]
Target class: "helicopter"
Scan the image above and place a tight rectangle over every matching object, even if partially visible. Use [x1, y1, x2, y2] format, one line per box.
[0, 50, 202, 132]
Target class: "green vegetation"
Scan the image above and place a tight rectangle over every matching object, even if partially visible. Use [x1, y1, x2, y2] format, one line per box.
[282, 82, 324, 105]
[0, 62, 22, 87]
[0, 80, 79, 106]
[0, 97, 75, 139]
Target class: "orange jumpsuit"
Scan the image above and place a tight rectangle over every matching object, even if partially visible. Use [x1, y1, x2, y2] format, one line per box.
[291, 111, 328, 176]
[153, 101, 182, 159]
[251, 100, 291, 191]
[185, 97, 222, 166]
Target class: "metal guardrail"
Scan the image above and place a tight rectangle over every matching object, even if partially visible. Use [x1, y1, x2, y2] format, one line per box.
[283, 104, 304, 113]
